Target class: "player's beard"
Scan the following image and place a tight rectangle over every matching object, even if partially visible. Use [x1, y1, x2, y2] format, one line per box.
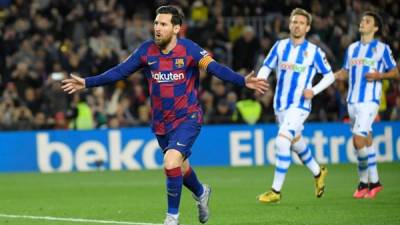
[154, 33, 173, 48]
[290, 28, 305, 39]
[291, 33, 305, 39]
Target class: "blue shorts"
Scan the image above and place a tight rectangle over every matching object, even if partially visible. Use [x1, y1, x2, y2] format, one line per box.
[156, 115, 201, 159]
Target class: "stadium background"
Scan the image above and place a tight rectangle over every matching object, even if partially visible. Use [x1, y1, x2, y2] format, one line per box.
[0, 0, 399, 130]
[0, 1, 399, 225]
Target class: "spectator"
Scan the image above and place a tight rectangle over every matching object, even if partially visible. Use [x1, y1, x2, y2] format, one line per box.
[209, 99, 234, 124]
[232, 26, 260, 71]
[233, 89, 262, 125]
[67, 93, 94, 130]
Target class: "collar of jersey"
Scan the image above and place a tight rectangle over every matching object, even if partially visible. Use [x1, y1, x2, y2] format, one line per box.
[289, 38, 308, 48]
[159, 38, 182, 56]
[360, 39, 377, 46]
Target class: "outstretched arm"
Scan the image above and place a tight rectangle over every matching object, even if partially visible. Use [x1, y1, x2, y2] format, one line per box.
[61, 74, 86, 94]
[244, 71, 270, 94]
[187, 39, 268, 93]
[61, 43, 147, 94]
[61, 61, 136, 94]
[84, 51, 144, 88]
[206, 61, 269, 94]
[206, 61, 245, 86]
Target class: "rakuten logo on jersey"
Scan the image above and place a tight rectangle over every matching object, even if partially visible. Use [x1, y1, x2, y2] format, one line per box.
[152, 72, 185, 83]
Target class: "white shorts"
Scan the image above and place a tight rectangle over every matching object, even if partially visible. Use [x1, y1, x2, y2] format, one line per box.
[275, 107, 309, 140]
[347, 102, 379, 137]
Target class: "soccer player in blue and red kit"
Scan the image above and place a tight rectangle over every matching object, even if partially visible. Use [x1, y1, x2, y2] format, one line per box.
[61, 5, 268, 225]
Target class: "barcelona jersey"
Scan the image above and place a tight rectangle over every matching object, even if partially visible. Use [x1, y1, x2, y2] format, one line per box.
[86, 38, 214, 135]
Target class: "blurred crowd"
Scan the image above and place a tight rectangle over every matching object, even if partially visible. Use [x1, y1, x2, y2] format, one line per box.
[0, 0, 399, 131]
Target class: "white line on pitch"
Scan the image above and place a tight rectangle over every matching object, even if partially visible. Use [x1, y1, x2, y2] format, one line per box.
[0, 213, 163, 225]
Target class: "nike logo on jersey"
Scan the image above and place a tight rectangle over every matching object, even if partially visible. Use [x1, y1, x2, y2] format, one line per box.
[148, 61, 157, 65]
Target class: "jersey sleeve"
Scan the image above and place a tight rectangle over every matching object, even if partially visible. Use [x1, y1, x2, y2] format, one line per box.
[262, 41, 280, 69]
[186, 39, 245, 86]
[314, 48, 332, 75]
[256, 66, 272, 80]
[119, 43, 147, 75]
[85, 42, 147, 87]
[382, 44, 397, 71]
[187, 40, 214, 71]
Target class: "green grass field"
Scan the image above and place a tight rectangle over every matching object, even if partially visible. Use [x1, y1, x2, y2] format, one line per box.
[0, 163, 399, 225]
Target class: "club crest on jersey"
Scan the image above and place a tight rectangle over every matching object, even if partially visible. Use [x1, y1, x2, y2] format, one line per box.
[174, 58, 185, 68]
[303, 50, 308, 58]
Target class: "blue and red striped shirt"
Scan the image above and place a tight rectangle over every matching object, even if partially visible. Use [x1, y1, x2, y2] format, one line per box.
[86, 38, 245, 135]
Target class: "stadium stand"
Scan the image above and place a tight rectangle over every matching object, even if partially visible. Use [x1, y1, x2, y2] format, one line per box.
[0, 0, 399, 130]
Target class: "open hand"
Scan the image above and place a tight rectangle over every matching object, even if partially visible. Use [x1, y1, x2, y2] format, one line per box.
[244, 71, 269, 94]
[61, 74, 85, 94]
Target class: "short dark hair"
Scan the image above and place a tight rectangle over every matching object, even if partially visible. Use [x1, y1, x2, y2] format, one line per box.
[362, 11, 383, 36]
[156, 5, 184, 26]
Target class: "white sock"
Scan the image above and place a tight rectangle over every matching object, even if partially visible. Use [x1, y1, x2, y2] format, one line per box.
[167, 213, 179, 220]
[356, 147, 369, 184]
[272, 136, 292, 192]
[367, 145, 379, 183]
[291, 137, 320, 176]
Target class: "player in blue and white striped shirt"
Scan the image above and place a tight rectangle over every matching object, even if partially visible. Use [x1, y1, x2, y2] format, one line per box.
[256, 8, 334, 203]
[335, 11, 399, 199]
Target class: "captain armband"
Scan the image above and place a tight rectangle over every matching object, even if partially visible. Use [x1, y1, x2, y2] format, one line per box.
[198, 56, 214, 71]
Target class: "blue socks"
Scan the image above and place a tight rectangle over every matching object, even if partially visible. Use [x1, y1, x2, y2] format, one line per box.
[183, 167, 204, 197]
[165, 167, 183, 215]
[165, 166, 204, 216]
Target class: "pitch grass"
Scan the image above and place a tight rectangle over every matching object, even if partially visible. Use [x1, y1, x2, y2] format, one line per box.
[0, 163, 399, 225]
